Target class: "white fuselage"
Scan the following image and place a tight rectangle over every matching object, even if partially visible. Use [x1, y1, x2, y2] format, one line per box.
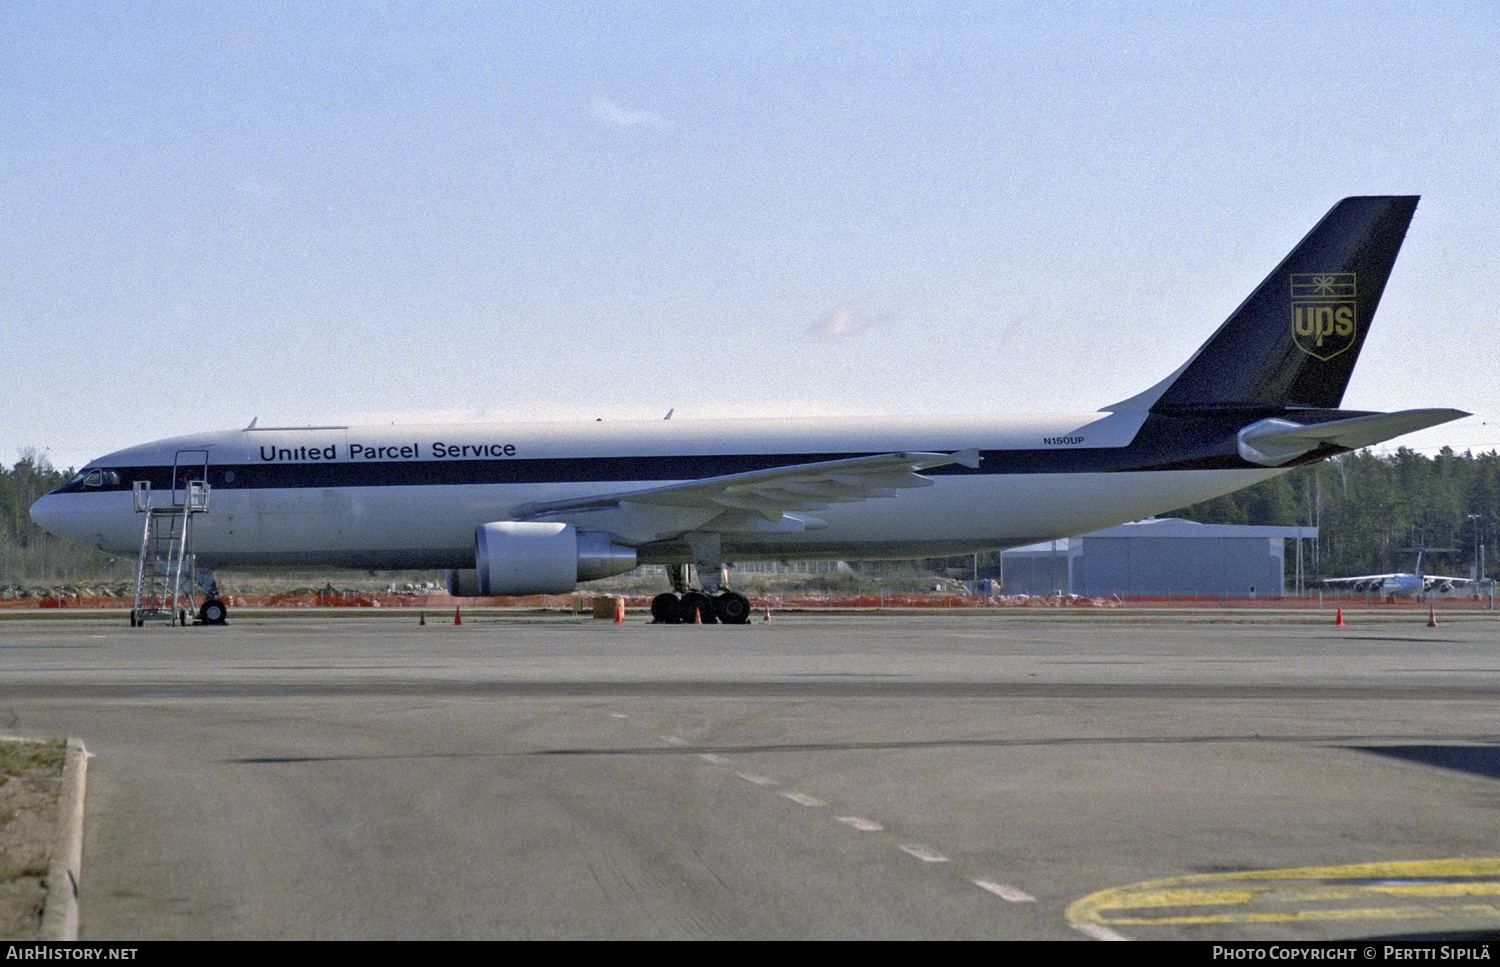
[31, 410, 1283, 571]
[1379, 575, 1425, 597]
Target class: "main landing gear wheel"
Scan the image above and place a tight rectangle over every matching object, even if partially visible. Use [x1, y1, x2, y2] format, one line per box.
[650, 592, 683, 624]
[713, 591, 751, 624]
[199, 598, 228, 626]
[678, 590, 717, 624]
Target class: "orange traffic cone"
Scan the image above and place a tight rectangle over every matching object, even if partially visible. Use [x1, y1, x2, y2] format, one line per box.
[763, 607, 772, 622]
[693, 603, 703, 625]
[419, 611, 425, 626]
[1335, 607, 1344, 626]
[454, 606, 462, 626]
[1428, 606, 1438, 628]
[614, 597, 625, 624]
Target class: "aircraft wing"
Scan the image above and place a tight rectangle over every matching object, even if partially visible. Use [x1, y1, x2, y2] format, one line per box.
[1422, 575, 1474, 588]
[1323, 574, 1397, 585]
[509, 449, 982, 524]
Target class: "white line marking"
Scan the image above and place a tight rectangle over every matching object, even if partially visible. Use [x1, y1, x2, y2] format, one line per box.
[836, 816, 884, 832]
[973, 879, 1035, 902]
[699, 753, 728, 765]
[735, 772, 778, 786]
[781, 791, 827, 807]
[898, 843, 949, 862]
[661, 735, 685, 745]
[1072, 922, 1131, 941]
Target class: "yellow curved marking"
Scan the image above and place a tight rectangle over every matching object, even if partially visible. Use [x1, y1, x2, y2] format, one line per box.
[1068, 858, 1500, 928]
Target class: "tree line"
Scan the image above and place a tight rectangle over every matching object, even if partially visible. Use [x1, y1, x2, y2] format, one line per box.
[0, 451, 132, 587]
[929, 447, 1499, 585]
[1168, 447, 1498, 580]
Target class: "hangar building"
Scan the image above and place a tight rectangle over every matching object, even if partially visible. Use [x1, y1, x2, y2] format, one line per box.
[996, 518, 1316, 598]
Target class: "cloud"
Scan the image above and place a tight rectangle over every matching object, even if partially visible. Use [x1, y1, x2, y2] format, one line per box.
[806, 301, 885, 338]
[591, 97, 672, 131]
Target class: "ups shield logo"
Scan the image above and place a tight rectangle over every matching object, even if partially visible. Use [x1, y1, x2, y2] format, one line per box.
[1291, 273, 1357, 361]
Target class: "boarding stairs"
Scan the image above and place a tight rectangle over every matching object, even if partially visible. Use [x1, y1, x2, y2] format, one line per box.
[131, 479, 210, 626]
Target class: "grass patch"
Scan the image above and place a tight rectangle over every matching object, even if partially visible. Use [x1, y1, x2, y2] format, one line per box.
[0, 739, 64, 780]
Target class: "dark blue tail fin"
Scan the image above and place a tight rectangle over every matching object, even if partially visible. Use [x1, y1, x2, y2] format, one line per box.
[1132, 196, 1419, 414]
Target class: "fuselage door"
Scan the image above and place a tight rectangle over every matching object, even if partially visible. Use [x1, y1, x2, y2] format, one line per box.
[173, 449, 209, 507]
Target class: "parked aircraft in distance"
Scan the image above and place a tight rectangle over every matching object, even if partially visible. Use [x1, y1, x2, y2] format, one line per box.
[1324, 548, 1477, 600]
[30, 197, 1467, 625]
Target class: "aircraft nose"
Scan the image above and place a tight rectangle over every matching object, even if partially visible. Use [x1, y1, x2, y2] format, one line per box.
[29, 493, 68, 538]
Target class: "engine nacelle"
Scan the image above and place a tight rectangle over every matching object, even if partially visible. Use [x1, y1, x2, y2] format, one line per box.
[445, 521, 637, 596]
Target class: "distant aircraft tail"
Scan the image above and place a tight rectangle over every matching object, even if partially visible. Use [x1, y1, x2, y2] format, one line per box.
[1115, 196, 1420, 414]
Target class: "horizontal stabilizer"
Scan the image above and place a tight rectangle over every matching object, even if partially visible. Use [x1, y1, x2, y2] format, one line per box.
[1237, 408, 1468, 466]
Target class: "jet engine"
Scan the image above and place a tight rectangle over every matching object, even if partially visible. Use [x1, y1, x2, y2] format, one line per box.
[445, 521, 637, 596]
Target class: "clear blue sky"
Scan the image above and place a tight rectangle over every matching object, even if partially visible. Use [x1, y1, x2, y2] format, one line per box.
[4, 1, 1496, 470]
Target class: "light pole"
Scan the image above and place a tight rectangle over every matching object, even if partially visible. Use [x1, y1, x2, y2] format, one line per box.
[1468, 514, 1483, 583]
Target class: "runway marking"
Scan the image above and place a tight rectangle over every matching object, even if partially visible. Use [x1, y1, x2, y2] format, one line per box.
[1072, 923, 1131, 941]
[781, 791, 827, 808]
[974, 879, 1035, 902]
[899, 843, 948, 863]
[621, 709, 1054, 923]
[735, 771, 778, 786]
[1067, 858, 1500, 932]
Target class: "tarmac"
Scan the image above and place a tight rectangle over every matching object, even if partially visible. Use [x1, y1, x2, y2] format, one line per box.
[5, 606, 1499, 940]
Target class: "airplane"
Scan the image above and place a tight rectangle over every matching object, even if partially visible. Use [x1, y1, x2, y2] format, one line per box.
[30, 196, 1468, 626]
[1323, 548, 1476, 600]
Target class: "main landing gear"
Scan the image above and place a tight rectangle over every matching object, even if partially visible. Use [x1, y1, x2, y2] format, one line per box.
[650, 589, 752, 624]
[649, 561, 752, 624]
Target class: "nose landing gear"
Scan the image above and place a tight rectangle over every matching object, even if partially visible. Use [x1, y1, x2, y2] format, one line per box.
[198, 598, 228, 625]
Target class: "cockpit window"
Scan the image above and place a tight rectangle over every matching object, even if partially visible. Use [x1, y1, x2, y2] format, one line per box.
[71, 469, 122, 488]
